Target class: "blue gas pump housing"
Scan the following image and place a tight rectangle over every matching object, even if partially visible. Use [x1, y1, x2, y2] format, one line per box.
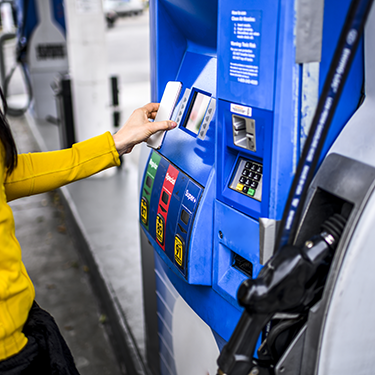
[15, 0, 68, 121]
[140, 1, 364, 374]
[16, 0, 66, 53]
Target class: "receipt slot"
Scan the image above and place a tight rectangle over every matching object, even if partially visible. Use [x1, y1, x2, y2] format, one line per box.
[139, 1, 364, 374]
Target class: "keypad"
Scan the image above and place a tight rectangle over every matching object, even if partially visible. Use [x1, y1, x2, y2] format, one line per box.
[229, 158, 263, 201]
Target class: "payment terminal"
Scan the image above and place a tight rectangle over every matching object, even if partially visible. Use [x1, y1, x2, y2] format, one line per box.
[139, 0, 364, 374]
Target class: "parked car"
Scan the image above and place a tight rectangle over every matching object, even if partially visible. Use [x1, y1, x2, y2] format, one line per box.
[103, 0, 144, 18]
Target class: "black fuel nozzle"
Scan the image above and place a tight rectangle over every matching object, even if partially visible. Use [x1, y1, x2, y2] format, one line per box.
[217, 213, 346, 375]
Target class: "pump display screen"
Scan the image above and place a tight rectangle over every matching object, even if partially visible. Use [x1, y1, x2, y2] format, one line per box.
[183, 92, 211, 134]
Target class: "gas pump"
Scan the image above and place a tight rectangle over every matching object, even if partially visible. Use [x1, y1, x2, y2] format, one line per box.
[14, 0, 68, 120]
[216, 0, 375, 374]
[139, 1, 365, 374]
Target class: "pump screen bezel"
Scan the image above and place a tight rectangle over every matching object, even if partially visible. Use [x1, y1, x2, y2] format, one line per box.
[180, 88, 211, 136]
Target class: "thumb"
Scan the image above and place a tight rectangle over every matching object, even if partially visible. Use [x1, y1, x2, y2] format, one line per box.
[149, 120, 177, 134]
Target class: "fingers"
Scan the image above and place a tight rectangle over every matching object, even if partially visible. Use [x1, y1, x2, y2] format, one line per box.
[142, 102, 160, 117]
[149, 120, 177, 134]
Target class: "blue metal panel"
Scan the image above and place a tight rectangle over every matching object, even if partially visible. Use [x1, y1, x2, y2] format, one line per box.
[155, 251, 243, 342]
[217, 0, 280, 110]
[140, 152, 209, 285]
[142, 0, 365, 372]
[216, 99, 273, 219]
[160, 53, 217, 187]
[16, 0, 66, 40]
[268, 0, 300, 220]
[52, 0, 66, 33]
[150, 0, 218, 102]
[16, 0, 39, 40]
[160, 0, 218, 51]
[213, 200, 262, 306]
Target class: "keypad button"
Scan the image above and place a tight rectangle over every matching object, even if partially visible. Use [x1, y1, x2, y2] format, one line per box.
[250, 164, 257, 171]
[250, 181, 258, 189]
[245, 162, 253, 169]
[256, 165, 263, 174]
[242, 169, 249, 177]
[248, 188, 255, 196]
[248, 171, 254, 179]
[245, 178, 251, 186]
[253, 173, 261, 181]
[239, 176, 246, 184]
[236, 183, 244, 191]
[242, 186, 249, 194]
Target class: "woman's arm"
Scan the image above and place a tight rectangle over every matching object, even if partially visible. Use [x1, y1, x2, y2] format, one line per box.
[4, 103, 176, 201]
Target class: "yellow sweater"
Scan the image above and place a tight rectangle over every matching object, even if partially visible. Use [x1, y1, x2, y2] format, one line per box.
[0, 132, 120, 361]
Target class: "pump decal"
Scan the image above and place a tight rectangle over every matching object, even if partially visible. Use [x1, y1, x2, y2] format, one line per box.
[140, 197, 148, 226]
[156, 214, 165, 245]
[229, 10, 262, 86]
[174, 235, 185, 267]
[140, 151, 161, 230]
[36, 44, 66, 60]
[156, 164, 179, 251]
[172, 180, 203, 276]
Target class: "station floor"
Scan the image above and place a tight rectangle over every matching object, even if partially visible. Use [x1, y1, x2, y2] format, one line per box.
[8, 97, 150, 374]
[8, 114, 124, 375]
[5, 13, 152, 375]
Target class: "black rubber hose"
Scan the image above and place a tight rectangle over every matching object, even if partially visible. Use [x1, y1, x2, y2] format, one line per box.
[3, 59, 33, 117]
[275, 0, 374, 251]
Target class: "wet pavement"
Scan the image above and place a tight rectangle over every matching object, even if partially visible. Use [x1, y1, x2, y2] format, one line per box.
[3, 11, 152, 375]
[8, 115, 123, 375]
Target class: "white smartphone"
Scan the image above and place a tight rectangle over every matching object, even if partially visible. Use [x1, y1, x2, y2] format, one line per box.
[147, 81, 182, 149]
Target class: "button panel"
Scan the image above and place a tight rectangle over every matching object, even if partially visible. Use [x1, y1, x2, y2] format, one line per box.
[229, 157, 263, 201]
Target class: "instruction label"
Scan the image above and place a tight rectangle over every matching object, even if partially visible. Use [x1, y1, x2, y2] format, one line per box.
[229, 10, 262, 86]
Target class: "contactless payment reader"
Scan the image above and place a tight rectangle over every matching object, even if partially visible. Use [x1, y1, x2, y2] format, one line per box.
[139, 1, 364, 374]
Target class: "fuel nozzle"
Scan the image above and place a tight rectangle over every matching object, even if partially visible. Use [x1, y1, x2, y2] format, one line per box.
[217, 213, 347, 375]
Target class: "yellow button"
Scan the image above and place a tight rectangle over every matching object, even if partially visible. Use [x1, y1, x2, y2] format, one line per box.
[174, 235, 184, 267]
[236, 183, 244, 191]
[140, 197, 148, 226]
[156, 215, 164, 245]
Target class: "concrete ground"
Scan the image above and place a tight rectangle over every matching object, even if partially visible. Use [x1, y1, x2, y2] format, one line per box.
[4, 10, 153, 375]
[8, 114, 123, 375]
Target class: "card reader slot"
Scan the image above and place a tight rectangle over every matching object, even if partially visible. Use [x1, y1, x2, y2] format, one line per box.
[178, 223, 187, 234]
[232, 114, 257, 152]
[232, 253, 253, 278]
[159, 204, 167, 213]
[143, 187, 150, 196]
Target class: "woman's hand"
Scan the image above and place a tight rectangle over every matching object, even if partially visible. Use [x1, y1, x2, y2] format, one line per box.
[112, 103, 177, 156]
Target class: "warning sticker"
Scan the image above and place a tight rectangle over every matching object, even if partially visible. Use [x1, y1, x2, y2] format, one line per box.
[140, 197, 148, 226]
[174, 235, 184, 267]
[229, 10, 262, 86]
[156, 214, 164, 246]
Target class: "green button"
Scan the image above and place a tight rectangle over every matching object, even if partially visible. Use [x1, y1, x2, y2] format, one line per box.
[248, 188, 255, 196]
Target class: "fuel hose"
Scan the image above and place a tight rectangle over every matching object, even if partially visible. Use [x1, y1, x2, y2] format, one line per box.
[1, 0, 33, 117]
[275, 0, 374, 251]
[3, 56, 33, 117]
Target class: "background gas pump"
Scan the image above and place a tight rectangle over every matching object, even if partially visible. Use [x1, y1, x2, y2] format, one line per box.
[14, 0, 68, 121]
[139, 0, 365, 374]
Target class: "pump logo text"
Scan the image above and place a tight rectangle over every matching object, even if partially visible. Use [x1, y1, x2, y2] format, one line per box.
[185, 190, 197, 204]
[165, 173, 176, 185]
[149, 160, 158, 170]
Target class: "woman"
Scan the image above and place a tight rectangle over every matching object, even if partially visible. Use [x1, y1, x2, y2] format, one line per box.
[0, 89, 176, 374]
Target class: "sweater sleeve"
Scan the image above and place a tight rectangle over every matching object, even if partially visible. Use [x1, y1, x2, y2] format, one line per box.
[4, 132, 121, 202]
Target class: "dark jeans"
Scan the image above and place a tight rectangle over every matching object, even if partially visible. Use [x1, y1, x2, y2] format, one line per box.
[0, 302, 80, 375]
